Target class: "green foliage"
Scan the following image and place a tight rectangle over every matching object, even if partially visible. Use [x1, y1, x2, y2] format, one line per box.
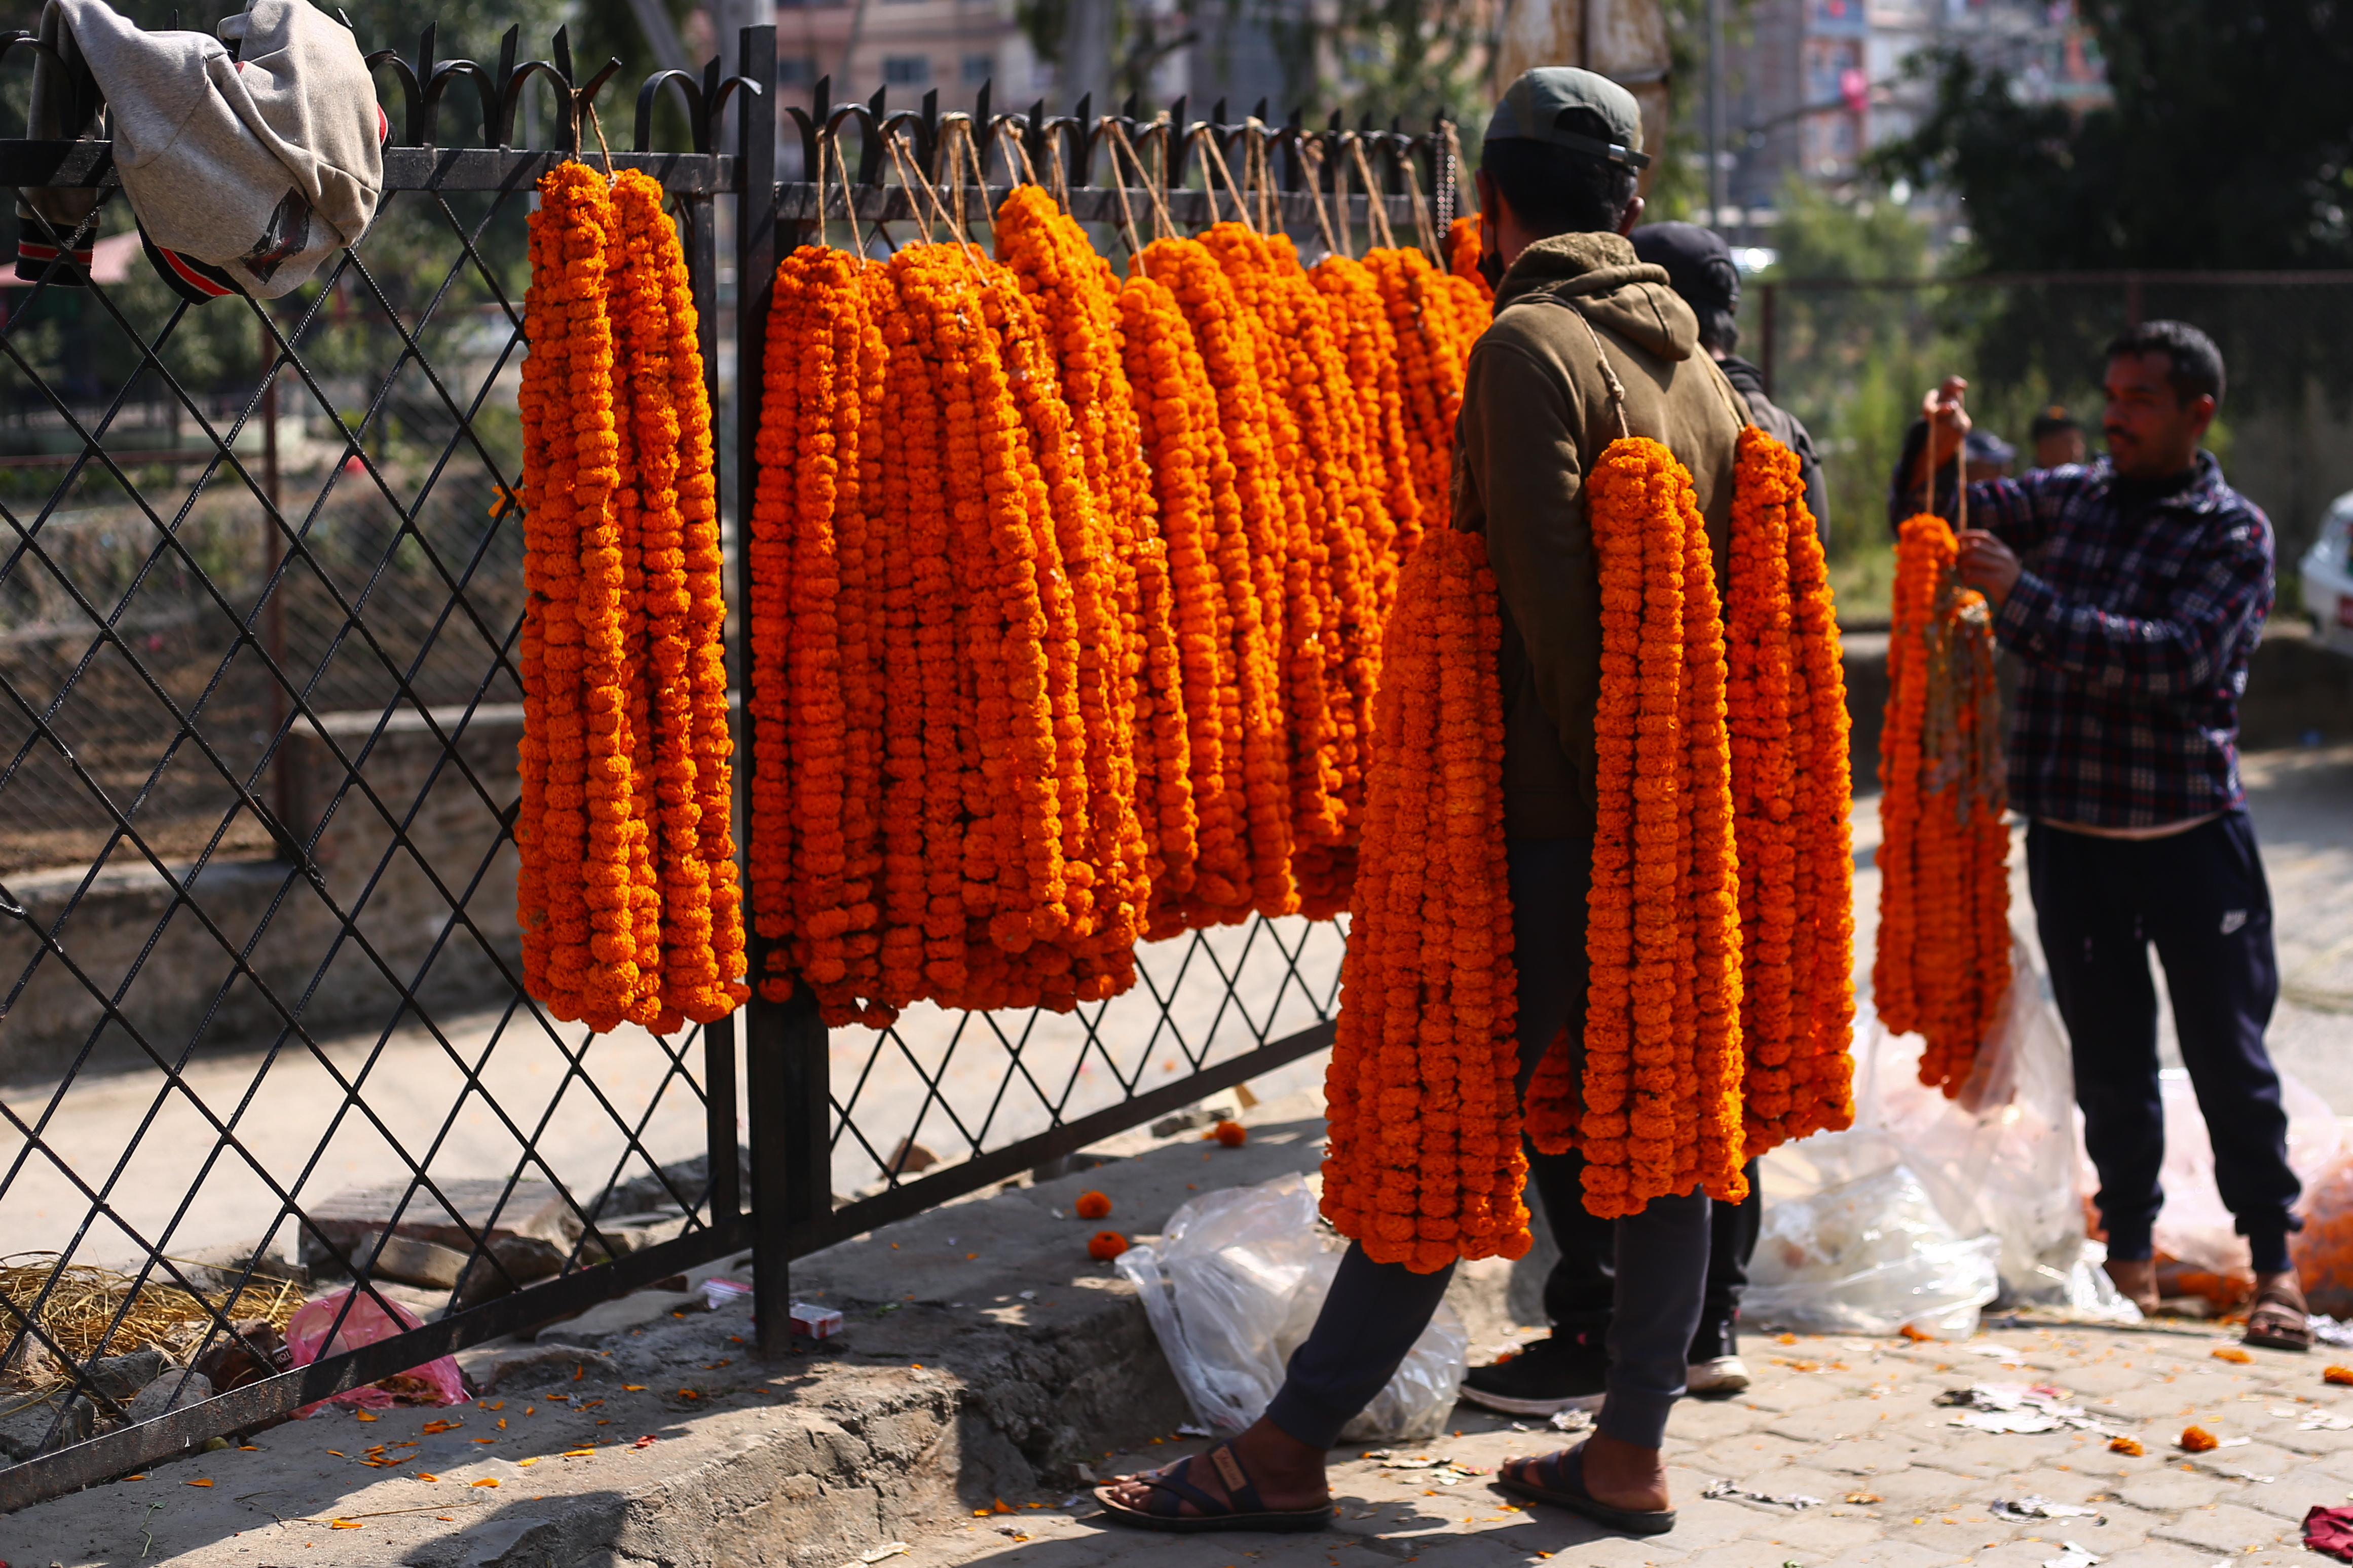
[1876, 1, 2353, 418]
[1739, 178, 2100, 613]
[1881, 2, 2353, 272]
[1259, 0, 1488, 131]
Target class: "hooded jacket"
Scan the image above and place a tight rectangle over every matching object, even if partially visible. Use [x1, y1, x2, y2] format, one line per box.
[1451, 231, 1749, 840]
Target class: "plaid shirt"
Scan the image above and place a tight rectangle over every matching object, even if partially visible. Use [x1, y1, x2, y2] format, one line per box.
[1891, 451, 2274, 829]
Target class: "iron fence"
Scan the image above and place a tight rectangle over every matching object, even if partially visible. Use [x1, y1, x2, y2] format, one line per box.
[0, 21, 1454, 1510]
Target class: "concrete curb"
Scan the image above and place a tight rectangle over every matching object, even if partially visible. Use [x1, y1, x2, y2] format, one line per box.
[0, 1084, 1543, 1567]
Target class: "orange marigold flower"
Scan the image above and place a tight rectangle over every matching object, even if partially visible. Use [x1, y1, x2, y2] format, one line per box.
[1073, 1190, 1112, 1219]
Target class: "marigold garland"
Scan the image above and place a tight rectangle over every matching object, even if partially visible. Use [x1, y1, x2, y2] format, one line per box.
[1726, 427, 1854, 1154]
[1319, 525, 1526, 1272]
[1445, 212, 1492, 302]
[1876, 513, 2010, 1094]
[517, 164, 743, 1030]
[1519, 436, 1746, 1218]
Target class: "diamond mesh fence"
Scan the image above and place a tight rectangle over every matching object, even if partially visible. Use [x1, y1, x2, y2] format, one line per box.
[0, 32, 1432, 1506]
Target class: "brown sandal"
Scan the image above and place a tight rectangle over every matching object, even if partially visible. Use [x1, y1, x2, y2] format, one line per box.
[2244, 1277, 2312, 1352]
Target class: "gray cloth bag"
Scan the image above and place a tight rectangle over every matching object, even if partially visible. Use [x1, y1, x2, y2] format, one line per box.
[23, 0, 383, 298]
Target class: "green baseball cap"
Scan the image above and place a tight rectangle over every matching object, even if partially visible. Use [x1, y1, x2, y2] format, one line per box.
[1484, 67, 1651, 169]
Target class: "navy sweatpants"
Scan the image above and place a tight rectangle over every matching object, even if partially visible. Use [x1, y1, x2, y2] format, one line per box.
[1265, 838, 1711, 1450]
[2026, 812, 2297, 1271]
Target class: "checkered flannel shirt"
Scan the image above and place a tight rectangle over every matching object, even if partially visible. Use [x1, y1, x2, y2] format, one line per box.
[1891, 451, 2274, 829]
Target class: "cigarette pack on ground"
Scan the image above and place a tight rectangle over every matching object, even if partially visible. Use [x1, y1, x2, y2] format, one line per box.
[790, 1301, 843, 1340]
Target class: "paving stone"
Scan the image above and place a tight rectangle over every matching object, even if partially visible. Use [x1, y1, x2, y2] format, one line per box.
[2072, 1544, 2228, 1568]
[2114, 1465, 2231, 1510]
[2147, 1499, 2297, 1553]
[1809, 1539, 1969, 1568]
[2239, 1461, 2353, 1518]
[1767, 1397, 1915, 1443]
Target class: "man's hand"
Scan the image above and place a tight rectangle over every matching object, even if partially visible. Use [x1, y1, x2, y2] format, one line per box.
[1957, 528, 2021, 609]
[1909, 376, 1971, 494]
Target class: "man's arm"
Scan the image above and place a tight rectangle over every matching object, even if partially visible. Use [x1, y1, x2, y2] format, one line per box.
[1993, 513, 2273, 697]
[1458, 337, 1600, 781]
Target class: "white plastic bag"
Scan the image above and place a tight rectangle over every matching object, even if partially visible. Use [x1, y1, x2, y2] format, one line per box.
[1114, 1174, 1468, 1441]
[1744, 1163, 2000, 1337]
[1763, 938, 2094, 1306]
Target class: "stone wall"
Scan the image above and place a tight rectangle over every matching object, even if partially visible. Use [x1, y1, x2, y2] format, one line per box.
[0, 705, 524, 1085]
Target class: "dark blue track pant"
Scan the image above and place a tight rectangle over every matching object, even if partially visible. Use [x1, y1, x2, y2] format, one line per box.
[2027, 812, 2297, 1271]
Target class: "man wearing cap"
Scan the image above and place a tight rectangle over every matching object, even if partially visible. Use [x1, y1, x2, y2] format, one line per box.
[1097, 66, 1745, 1541]
[1454, 217, 1823, 1423]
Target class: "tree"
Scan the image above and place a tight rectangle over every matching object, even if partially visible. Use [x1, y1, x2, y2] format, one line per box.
[1878, 0, 2353, 415]
[1880, 0, 2353, 272]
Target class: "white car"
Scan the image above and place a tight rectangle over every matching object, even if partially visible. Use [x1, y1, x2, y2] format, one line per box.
[2301, 493, 2353, 655]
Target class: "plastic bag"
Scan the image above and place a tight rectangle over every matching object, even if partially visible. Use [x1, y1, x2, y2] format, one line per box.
[285, 1287, 469, 1416]
[2290, 1151, 2353, 1316]
[1115, 1174, 1467, 1441]
[1744, 1163, 2000, 1338]
[1763, 939, 2092, 1306]
[2128, 1068, 2341, 1276]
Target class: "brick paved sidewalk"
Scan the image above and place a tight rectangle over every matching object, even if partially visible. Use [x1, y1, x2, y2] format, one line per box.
[895, 1319, 2351, 1568]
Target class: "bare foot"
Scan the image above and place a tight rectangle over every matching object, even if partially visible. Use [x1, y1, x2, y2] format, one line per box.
[1098, 1417, 1328, 1517]
[1502, 1431, 1670, 1514]
[2105, 1255, 2158, 1314]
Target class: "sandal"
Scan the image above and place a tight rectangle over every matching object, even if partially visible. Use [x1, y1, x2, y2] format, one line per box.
[2244, 1277, 2313, 1352]
[1494, 1442, 1676, 1537]
[1092, 1440, 1335, 1534]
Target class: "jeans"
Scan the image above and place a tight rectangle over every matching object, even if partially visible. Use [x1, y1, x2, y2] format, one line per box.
[1264, 838, 1711, 1450]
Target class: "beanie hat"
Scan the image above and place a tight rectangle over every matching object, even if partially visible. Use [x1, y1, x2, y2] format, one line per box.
[14, 0, 385, 301]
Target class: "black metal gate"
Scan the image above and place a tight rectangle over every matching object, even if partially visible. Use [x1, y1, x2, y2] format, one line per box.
[0, 22, 1449, 1509]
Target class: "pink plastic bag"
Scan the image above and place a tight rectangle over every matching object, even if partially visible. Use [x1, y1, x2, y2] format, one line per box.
[285, 1287, 469, 1417]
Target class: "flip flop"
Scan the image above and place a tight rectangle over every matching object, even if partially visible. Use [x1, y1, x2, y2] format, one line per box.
[1092, 1440, 1335, 1534]
[1494, 1442, 1677, 1537]
[2245, 1280, 2313, 1352]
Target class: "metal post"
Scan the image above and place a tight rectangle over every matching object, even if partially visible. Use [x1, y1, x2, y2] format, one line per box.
[730, 19, 806, 1359]
[258, 308, 291, 834]
[1706, 0, 1727, 230]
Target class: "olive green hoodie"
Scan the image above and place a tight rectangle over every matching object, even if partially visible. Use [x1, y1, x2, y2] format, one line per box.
[1451, 230, 1749, 840]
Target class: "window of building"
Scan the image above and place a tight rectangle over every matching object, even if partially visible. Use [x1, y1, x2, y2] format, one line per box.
[962, 52, 993, 85]
[882, 55, 931, 86]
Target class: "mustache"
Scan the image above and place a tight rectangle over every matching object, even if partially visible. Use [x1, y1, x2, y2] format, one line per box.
[2103, 425, 2135, 441]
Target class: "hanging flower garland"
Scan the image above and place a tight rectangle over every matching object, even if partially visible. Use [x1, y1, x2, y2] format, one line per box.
[1445, 212, 1492, 302]
[1140, 234, 1292, 921]
[1118, 268, 1244, 935]
[1724, 426, 1857, 1153]
[1519, 435, 1747, 1218]
[1319, 524, 1525, 1273]
[1876, 512, 2010, 1094]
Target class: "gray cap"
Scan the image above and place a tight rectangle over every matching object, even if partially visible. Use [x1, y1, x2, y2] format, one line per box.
[1484, 67, 1650, 169]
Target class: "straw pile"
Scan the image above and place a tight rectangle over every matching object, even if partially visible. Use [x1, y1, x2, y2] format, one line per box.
[1, 1252, 306, 1397]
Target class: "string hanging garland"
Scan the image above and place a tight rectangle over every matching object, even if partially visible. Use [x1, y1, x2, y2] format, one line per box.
[517, 162, 744, 1030]
[1877, 512, 2010, 1094]
[1318, 524, 1525, 1273]
[1726, 427, 1855, 1153]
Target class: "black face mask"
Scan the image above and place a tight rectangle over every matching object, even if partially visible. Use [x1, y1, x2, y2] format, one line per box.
[1477, 245, 1505, 292]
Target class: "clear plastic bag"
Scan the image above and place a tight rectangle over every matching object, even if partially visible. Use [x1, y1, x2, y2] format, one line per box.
[284, 1287, 469, 1416]
[1744, 1163, 2000, 1338]
[1765, 938, 2099, 1307]
[1115, 1174, 1467, 1441]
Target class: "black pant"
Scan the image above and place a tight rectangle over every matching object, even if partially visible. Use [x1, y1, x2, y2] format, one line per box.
[2027, 811, 2296, 1271]
[1265, 838, 1710, 1451]
[1532, 1152, 1760, 1362]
